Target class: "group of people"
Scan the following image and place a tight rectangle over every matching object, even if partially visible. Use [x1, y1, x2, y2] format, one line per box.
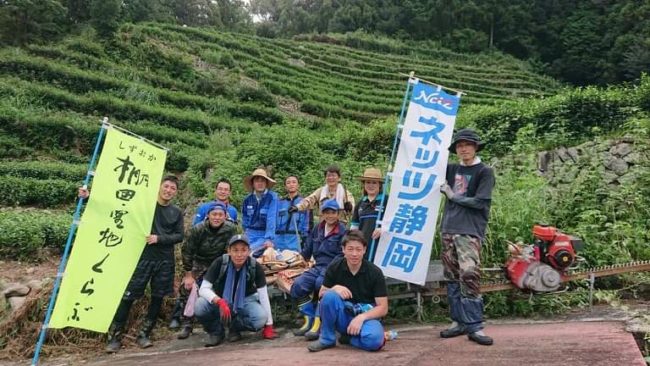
[80, 128, 495, 354]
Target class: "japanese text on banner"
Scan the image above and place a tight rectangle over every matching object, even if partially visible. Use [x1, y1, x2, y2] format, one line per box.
[50, 127, 167, 333]
[374, 82, 461, 285]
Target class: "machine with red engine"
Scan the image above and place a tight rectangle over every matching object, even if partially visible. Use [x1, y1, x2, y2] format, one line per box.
[505, 225, 584, 292]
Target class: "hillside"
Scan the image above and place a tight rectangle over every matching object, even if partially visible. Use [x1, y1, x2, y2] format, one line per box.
[2, 21, 650, 361]
[0, 22, 563, 261]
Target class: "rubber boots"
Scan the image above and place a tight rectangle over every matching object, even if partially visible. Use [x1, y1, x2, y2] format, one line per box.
[293, 315, 314, 336]
[105, 323, 123, 353]
[304, 316, 321, 341]
[177, 318, 193, 340]
[136, 319, 156, 348]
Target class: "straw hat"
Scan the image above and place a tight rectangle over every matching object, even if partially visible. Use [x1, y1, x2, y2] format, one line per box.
[356, 167, 384, 182]
[243, 168, 276, 191]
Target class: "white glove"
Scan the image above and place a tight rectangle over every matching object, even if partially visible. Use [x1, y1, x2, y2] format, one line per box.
[440, 183, 455, 200]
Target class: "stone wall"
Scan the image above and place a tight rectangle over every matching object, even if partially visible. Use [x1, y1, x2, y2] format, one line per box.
[537, 137, 648, 186]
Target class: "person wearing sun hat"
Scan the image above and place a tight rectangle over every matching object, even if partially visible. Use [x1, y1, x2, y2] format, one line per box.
[439, 128, 495, 346]
[350, 168, 387, 262]
[241, 167, 279, 257]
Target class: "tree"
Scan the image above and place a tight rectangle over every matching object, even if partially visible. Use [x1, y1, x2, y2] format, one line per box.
[173, 0, 221, 27]
[123, 0, 175, 23]
[214, 0, 251, 30]
[66, 0, 89, 23]
[0, 0, 68, 45]
[89, 0, 121, 38]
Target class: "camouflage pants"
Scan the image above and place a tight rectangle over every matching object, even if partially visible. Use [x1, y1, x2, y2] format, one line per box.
[441, 233, 482, 299]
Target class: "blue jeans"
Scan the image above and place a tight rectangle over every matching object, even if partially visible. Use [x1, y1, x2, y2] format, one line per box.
[318, 291, 384, 351]
[194, 294, 267, 336]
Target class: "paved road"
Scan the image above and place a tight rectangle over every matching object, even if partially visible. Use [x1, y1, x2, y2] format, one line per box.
[82, 321, 645, 366]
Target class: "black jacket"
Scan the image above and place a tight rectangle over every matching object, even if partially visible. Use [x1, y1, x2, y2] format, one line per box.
[181, 221, 237, 276]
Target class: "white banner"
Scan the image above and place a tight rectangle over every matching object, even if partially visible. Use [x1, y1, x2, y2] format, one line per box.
[374, 80, 461, 285]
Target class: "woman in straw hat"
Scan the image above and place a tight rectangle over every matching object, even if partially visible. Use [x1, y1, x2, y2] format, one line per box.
[242, 167, 279, 257]
[350, 167, 387, 262]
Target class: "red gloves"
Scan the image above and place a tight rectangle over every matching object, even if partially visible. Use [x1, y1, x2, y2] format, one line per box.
[215, 298, 231, 324]
[262, 324, 277, 339]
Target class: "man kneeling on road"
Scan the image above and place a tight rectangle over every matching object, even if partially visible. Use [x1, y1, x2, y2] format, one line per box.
[194, 234, 276, 346]
[308, 230, 388, 352]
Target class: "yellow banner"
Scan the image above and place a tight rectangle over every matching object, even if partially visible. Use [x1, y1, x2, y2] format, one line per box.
[50, 127, 167, 333]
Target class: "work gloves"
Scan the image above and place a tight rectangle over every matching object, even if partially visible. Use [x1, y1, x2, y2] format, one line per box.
[440, 183, 455, 200]
[215, 298, 231, 325]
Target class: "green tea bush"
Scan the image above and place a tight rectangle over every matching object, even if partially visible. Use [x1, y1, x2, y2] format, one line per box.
[236, 85, 276, 107]
[0, 161, 86, 181]
[0, 209, 71, 260]
[0, 132, 33, 158]
[461, 78, 648, 156]
[0, 176, 78, 207]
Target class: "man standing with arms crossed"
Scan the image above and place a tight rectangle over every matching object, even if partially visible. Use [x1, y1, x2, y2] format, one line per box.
[439, 128, 495, 346]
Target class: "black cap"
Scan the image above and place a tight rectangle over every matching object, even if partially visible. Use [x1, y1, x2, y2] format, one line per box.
[448, 128, 484, 153]
[228, 234, 250, 247]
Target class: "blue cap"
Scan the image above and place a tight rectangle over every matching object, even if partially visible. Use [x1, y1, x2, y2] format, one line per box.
[320, 199, 340, 213]
[228, 234, 250, 247]
[206, 201, 227, 214]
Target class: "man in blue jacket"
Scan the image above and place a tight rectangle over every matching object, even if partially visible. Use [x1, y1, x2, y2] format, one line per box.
[241, 168, 279, 257]
[192, 178, 239, 226]
[289, 199, 346, 340]
[275, 175, 310, 252]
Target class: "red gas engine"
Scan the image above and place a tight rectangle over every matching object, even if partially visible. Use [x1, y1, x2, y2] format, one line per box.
[505, 225, 584, 292]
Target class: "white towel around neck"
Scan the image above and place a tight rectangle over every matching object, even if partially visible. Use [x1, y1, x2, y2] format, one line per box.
[320, 183, 346, 209]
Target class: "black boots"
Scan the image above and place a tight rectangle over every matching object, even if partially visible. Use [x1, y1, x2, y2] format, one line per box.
[205, 332, 225, 347]
[440, 325, 466, 338]
[177, 319, 193, 340]
[105, 323, 123, 353]
[136, 319, 156, 348]
[468, 332, 493, 346]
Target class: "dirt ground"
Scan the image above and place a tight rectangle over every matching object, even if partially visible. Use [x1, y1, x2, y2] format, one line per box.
[1, 257, 648, 366]
[35, 320, 645, 366]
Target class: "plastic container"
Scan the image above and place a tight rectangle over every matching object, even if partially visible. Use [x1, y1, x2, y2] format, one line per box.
[384, 330, 398, 341]
[344, 302, 374, 316]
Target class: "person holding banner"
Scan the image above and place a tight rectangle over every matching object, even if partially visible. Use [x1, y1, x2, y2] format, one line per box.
[307, 230, 388, 353]
[289, 165, 355, 223]
[242, 167, 279, 257]
[350, 168, 387, 262]
[275, 175, 310, 252]
[81, 175, 185, 352]
[172, 202, 237, 339]
[289, 199, 346, 340]
[439, 128, 495, 346]
[192, 178, 239, 226]
[194, 234, 276, 346]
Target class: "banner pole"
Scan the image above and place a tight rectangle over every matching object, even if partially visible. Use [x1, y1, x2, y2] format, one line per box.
[368, 73, 416, 262]
[31, 117, 110, 366]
